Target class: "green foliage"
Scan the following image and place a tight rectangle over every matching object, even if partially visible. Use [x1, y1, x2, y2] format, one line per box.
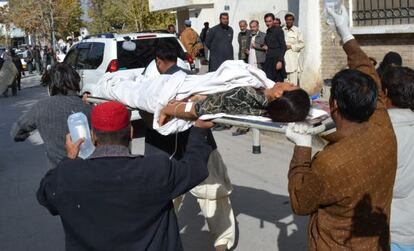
[88, 0, 176, 34]
[7, 0, 83, 42]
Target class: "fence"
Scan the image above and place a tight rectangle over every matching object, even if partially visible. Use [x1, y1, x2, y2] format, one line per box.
[352, 0, 414, 26]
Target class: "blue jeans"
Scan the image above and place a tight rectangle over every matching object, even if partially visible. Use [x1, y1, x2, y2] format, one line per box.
[392, 242, 414, 251]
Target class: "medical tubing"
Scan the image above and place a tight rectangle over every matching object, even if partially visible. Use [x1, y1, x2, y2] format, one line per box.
[169, 102, 187, 160]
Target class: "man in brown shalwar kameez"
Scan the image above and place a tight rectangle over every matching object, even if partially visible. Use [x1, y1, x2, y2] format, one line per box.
[285, 6, 397, 251]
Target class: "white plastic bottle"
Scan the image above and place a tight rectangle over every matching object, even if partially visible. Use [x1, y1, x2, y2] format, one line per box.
[67, 112, 95, 159]
[325, 0, 342, 25]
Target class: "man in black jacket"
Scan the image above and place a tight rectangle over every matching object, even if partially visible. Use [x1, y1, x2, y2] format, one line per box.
[37, 101, 214, 251]
[263, 13, 287, 82]
[144, 43, 235, 251]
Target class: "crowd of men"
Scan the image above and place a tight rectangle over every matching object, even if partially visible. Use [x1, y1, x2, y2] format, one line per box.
[172, 11, 304, 86]
[7, 5, 414, 251]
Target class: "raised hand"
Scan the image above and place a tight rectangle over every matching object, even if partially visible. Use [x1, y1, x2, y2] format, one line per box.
[326, 5, 354, 43]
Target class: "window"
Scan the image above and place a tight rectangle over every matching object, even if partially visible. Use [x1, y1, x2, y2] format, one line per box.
[77, 42, 105, 70]
[352, 0, 414, 26]
[64, 46, 78, 66]
[76, 47, 90, 69]
[86, 43, 105, 69]
[65, 42, 105, 70]
[117, 37, 186, 70]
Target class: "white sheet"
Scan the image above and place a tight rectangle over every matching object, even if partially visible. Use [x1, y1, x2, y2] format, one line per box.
[83, 60, 275, 135]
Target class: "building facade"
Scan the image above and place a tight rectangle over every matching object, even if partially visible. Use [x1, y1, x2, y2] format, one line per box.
[150, 0, 413, 93]
[321, 0, 414, 83]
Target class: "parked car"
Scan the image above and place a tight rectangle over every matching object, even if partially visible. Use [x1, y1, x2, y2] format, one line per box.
[64, 33, 194, 91]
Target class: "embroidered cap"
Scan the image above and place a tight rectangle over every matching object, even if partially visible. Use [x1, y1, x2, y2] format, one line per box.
[91, 101, 129, 132]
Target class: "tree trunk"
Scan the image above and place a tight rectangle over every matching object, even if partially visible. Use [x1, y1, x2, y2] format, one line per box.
[134, 18, 138, 32]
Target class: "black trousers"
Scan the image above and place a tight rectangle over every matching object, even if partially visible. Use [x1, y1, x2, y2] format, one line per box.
[144, 127, 217, 161]
[16, 73, 21, 90]
[264, 56, 286, 82]
[144, 128, 191, 161]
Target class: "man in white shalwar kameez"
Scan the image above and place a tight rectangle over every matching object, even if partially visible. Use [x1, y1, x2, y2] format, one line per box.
[283, 12, 305, 86]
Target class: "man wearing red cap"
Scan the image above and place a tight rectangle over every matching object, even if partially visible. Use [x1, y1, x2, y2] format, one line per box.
[36, 101, 214, 251]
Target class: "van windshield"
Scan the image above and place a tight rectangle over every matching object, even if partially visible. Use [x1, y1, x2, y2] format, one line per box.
[117, 37, 186, 70]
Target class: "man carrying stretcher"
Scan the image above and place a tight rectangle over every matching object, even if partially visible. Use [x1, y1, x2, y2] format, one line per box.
[118, 43, 237, 251]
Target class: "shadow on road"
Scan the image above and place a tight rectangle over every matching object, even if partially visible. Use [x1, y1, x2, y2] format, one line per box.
[0, 86, 64, 251]
[178, 184, 307, 251]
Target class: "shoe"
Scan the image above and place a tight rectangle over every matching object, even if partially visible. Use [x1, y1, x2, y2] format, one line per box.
[232, 128, 249, 136]
[215, 245, 228, 251]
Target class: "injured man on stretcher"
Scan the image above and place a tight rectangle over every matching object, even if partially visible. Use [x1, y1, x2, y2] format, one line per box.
[82, 60, 311, 135]
[158, 83, 310, 126]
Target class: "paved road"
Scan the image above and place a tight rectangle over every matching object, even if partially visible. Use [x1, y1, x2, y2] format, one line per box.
[0, 77, 308, 251]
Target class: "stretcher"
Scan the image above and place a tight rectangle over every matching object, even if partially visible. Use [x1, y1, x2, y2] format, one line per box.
[211, 115, 335, 154]
[86, 97, 336, 154]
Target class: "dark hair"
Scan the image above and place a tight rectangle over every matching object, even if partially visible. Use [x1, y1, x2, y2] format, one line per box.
[204, 22, 209, 26]
[264, 13, 275, 20]
[275, 18, 281, 24]
[377, 51, 402, 77]
[48, 63, 81, 96]
[167, 24, 175, 29]
[285, 13, 295, 20]
[250, 20, 259, 26]
[266, 89, 311, 122]
[331, 69, 378, 123]
[220, 12, 229, 19]
[94, 126, 131, 146]
[155, 43, 178, 62]
[382, 66, 414, 110]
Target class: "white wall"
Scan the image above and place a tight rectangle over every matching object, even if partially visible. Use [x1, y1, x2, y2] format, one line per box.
[298, 0, 322, 93]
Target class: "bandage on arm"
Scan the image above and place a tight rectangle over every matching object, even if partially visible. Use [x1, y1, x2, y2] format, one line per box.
[162, 101, 198, 120]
